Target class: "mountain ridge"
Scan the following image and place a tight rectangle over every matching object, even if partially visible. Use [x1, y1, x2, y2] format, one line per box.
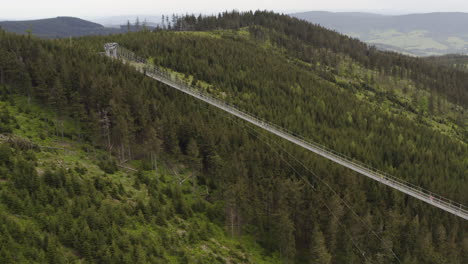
[0, 16, 121, 38]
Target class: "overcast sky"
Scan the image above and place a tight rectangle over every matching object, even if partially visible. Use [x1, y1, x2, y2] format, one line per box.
[2, 0, 468, 20]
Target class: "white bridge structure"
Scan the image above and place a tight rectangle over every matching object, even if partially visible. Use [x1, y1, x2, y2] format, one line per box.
[104, 43, 468, 220]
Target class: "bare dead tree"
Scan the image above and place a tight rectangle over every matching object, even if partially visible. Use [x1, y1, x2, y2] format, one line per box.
[99, 109, 112, 156]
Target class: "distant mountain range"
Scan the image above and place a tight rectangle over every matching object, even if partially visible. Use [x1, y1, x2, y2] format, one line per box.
[0, 16, 154, 38]
[88, 15, 162, 28]
[291, 11, 468, 56]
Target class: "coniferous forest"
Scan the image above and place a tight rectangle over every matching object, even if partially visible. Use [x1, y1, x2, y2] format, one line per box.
[0, 11, 467, 263]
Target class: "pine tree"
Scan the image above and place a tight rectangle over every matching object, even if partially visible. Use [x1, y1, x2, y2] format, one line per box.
[135, 17, 140, 30]
[310, 225, 332, 264]
[186, 138, 200, 167]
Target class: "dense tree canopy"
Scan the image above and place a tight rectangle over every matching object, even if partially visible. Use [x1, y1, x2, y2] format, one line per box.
[0, 10, 467, 263]
[171, 11, 468, 107]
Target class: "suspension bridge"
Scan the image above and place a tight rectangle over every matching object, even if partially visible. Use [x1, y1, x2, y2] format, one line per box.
[104, 43, 468, 220]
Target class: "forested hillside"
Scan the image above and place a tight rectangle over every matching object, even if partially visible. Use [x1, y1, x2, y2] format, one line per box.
[1, 11, 467, 263]
[0, 31, 278, 263]
[170, 11, 468, 107]
[424, 54, 468, 72]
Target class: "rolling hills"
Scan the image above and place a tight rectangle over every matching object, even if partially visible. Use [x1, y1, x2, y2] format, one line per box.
[0, 16, 121, 38]
[291, 11, 468, 56]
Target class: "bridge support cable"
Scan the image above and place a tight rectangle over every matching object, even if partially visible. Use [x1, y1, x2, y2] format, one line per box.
[226, 113, 401, 263]
[104, 43, 468, 221]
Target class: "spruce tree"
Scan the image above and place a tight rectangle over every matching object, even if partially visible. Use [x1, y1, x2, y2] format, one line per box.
[310, 226, 332, 264]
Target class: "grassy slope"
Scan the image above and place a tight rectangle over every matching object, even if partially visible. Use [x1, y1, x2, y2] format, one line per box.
[0, 96, 280, 263]
[362, 30, 468, 56]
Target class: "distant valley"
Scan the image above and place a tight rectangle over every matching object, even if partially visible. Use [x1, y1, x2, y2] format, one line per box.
[291, 11, 468, 56]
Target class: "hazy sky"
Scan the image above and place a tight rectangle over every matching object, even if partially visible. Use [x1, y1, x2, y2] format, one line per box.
[2, 0, 468, 19]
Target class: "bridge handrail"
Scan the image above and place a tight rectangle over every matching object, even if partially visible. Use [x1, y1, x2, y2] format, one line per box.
[112, 45, 468, 217]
